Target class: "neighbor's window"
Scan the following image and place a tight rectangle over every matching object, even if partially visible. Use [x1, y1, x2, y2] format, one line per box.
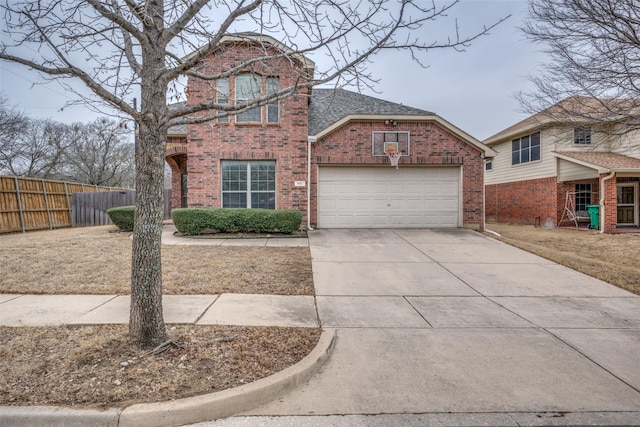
[575, 183, 592, 211]
[574, 126, 592, 145]
[236, 73, 262, 123]
[216, 78, 229, 122]
[512, 132, 541, 165]
[221, 161, 276, 209]
[266, 77, 279, 123]
[485, 159, 493, 171]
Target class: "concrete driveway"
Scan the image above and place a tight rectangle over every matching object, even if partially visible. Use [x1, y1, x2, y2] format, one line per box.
[234, 228, 640, 424]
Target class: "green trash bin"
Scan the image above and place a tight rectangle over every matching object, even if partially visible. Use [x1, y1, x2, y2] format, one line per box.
[586, 204, 600, 230]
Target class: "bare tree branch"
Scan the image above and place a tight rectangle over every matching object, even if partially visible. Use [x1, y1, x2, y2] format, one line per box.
[0, 0, 505, 348]
[518, 0, 640, 131]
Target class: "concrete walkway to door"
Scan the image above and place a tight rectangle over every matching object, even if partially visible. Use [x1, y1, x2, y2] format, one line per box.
[226, 228, 640, 426]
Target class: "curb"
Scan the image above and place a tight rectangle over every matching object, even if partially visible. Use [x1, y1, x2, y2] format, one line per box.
[0, 329, 335, 427]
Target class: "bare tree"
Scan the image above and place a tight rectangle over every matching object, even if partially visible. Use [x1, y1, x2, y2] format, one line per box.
[0, 0, 505, 347]
[0, 96, 28, 173]
[518, 0, 640, 129]
[59, 118, 135, 187]
[0, 116, 71, 178]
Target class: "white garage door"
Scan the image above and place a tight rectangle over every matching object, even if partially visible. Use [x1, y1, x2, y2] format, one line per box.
[318, 166, 460, 228]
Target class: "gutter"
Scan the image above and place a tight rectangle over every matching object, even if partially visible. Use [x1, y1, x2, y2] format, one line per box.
[307, 136, 316, 231]
[599, 171, 616, 233]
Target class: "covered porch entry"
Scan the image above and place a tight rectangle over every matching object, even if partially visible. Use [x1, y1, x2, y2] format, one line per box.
[556, 151, 640, 233]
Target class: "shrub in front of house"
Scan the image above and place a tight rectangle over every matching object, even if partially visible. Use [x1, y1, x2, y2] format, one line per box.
[171, 208, 302, 235]
[107, 205, 135, 231]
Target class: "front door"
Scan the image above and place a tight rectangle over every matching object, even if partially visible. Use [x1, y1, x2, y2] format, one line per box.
[617, 183, 639, 226]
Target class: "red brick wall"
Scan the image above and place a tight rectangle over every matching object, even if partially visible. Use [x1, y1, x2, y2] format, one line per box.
[182, 42, 311, 222]
[485, 177, 558, 226]
[485, 177, 603, 227]
[602, 173, 617, 233]
[310, 121, 486, 229]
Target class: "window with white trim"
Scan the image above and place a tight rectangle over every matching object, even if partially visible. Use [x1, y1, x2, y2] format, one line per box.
[266, 77, 279, 123]
[512, 132, 541, 165]
[574, 126, 592, 145]
[575, 183, 592, 211]
[485, 159, 493, 171]
[222, 161, 276, 209]
[216, 78, 229, 122]
[236, 73, 262, 123]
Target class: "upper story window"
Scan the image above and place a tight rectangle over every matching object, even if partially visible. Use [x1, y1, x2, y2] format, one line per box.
[216, 78, 229, 122]
[236, 73, 262, 123]
[485, 159, 493, 171]
[216, 73, 279, 124]
[574, 126, 592, 145]
[266, 77, 279, 123]
[512, 132, 541, 165]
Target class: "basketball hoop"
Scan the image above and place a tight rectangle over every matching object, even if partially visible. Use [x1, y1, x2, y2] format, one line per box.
[385, 149, 404, 169]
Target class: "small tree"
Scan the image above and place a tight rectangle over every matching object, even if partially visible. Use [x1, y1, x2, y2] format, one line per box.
[518, 0, 640, 129]
[1, 0, 504, 347]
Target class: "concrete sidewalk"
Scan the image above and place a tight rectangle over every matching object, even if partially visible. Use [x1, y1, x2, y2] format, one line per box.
[0, 293, 318, 328]
[0, 226, 315, 328]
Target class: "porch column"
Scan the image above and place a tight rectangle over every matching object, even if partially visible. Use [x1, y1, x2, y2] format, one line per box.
[601, 172, 617, 233]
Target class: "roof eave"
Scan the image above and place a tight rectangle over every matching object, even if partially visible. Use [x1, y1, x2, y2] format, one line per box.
[167, 129, 187, 137]
[553, 152, 610, 174]
[553, 152, 640, 174]
[184, 33, 315, 75]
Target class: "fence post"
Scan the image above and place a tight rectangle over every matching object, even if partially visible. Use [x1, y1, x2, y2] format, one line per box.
[14, 176, 25, 233]
[41, 179, 53, 230]
[64, 182, 72, 226]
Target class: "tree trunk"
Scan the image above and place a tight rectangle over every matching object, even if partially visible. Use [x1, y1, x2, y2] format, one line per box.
[129, 118, 167, 347]
[129, 2, 169, 347]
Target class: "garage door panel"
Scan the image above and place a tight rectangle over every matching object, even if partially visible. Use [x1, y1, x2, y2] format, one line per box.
[318, 167, 460, 228]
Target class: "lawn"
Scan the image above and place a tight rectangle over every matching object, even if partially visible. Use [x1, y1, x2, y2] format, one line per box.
[486, 223, 640, 296]
[0, 225, 313, 295]
[0, 225, 319, 408]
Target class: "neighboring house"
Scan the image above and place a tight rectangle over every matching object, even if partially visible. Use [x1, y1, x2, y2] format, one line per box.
[484, 96, 640, 233]
[165, 34, 495, 230]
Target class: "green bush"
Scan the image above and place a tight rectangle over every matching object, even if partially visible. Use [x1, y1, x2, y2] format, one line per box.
[171, 208, 302, 235]
[107, 205, 135, 231]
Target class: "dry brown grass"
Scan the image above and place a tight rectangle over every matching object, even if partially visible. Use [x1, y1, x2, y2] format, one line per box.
[0, 324, 320, 408]
[487, 224, 640, 296]
[0, 225, 313, 295]
[0, 225, 318, 408]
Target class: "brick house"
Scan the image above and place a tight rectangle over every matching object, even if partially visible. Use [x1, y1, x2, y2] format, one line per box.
[484, 96, 640, 233]
[166, 34, 495, 230]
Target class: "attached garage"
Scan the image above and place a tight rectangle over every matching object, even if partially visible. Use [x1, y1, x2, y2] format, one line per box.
[317, 166, 461, 228]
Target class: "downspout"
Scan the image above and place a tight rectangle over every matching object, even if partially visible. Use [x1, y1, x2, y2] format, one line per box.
[307, 137, 315, 231]
[599, 170, 616, 233]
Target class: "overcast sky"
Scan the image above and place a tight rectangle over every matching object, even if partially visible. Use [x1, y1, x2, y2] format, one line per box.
[0, 0, 544, 141]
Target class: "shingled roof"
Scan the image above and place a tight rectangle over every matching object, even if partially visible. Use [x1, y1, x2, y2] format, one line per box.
[168, 88, 434, 137]
[308, 88, 434, 136]
[555, 151, 640, 171]
[484, 96, 640, 146]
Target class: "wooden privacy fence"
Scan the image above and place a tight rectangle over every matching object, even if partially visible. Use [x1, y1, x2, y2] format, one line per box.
[72, 190, 135, 227]
[0, 175, 130, 234]
[72, 189, 172, 227]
